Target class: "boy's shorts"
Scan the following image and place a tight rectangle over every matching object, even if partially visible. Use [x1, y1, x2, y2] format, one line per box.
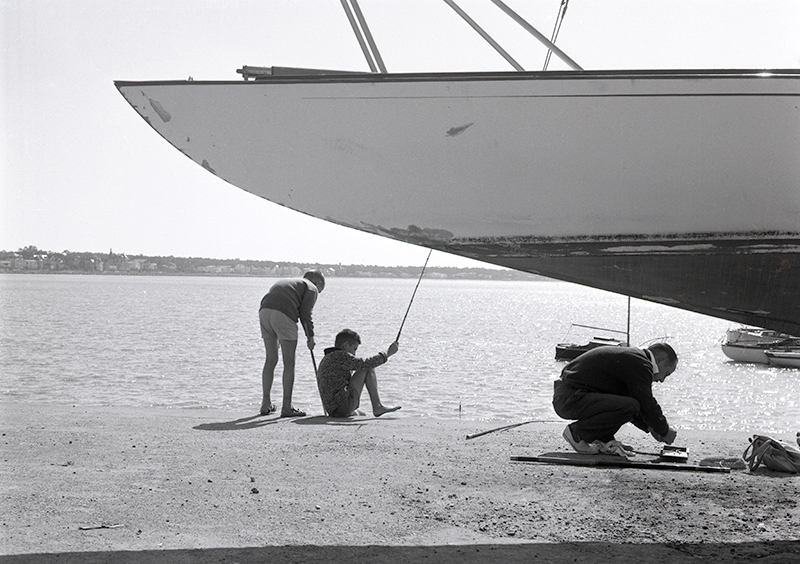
[259, 309, 298, 341]
[328, 387, 359, 417]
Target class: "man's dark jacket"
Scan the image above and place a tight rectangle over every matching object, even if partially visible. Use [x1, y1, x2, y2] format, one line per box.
[559, 346, 669, 436]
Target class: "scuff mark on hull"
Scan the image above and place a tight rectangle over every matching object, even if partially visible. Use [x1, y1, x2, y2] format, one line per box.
[147, 98, 171, 123]
[446, 122, 474, 137]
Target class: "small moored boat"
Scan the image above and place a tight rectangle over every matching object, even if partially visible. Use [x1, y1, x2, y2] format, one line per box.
[555, 335, 628, 361]
[721, 327, 800, 365]
[556, 297, 631, 361]
[764, 350, 800, 369]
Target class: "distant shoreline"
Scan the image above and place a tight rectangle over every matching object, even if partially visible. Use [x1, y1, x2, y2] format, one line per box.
[1, 247, 552, 281]
[0, 268, 552, 282]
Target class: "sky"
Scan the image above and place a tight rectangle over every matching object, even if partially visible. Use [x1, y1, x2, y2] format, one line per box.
[2, 0, 798, 267]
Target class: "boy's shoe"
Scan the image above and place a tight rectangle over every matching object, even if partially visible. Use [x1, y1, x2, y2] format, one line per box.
[563, 425, 600, 454]
[260, 404, 277, 416]
[280, 407, 306, 418]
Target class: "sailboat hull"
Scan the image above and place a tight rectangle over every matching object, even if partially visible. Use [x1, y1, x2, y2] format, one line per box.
[115, 69, 800, 335]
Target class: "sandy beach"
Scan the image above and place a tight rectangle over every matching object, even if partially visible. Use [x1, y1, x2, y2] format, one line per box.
[1, 401, 798, 563]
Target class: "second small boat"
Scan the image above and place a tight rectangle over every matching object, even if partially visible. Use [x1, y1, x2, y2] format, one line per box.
[763, 350, 800, 369]
[721, 327, 800, 367]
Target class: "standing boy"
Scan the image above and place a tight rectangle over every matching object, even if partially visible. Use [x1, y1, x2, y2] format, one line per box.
[259, 270, 325, 417]
[316, 328, 401, 418]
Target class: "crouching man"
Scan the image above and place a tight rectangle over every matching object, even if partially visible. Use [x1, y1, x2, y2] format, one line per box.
[553, 343, 679, 456]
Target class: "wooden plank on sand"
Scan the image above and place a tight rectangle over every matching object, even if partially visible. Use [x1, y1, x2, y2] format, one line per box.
[511, 455, 731, 473]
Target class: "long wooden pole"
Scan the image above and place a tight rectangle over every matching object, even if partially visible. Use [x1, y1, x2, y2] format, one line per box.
[511, 455, 731, 473]
[466, 419, 561, 440]
[310, 348, 327, 415]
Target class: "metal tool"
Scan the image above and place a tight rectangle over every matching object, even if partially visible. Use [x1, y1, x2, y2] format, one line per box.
[659, 445, 689, 462]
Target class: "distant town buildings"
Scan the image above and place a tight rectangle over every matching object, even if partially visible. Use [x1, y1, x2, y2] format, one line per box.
[0, 246, 547, 281]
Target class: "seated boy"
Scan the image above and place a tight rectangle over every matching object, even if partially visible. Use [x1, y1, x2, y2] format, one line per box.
[316, 329, 401, 418]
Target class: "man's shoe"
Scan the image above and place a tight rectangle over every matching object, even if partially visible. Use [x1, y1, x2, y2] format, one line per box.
[563, 425, 600, 454]
[592, 439, 633, 458]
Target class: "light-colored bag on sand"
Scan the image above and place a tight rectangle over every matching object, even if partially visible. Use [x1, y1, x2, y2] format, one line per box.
[742, 434, 800, 473]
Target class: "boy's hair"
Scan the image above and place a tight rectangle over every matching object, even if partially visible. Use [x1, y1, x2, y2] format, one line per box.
[335, 329, 361, 349]
[303, 270, 325, 286]
[648, 342, 678, 366]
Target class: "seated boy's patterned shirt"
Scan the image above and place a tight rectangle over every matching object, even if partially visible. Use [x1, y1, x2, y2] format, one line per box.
[316, 348, 387, 413]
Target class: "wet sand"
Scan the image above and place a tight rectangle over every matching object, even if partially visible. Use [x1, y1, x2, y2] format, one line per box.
[1, 402, 798, 563]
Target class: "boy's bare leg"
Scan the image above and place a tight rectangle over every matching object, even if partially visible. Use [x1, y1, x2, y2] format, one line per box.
[261, 336, 279, 413]
[279, 339, 298, 412]
[364, 369, 401, 417]
[346, 369, 400, 417]
[345, 369, 369, 414]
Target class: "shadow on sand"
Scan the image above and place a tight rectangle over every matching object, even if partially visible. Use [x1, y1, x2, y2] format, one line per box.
[193, 414, 399, 431]
[2, 541, 798, 564]
[192, 413, 282, 431]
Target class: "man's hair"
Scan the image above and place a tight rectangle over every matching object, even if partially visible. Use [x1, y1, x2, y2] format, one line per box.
[648, 342, 678, 366]
[335, 328, 361, 349]
[303, 269, 325, 287]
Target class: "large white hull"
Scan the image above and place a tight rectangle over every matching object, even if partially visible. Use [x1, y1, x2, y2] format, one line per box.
[116, 69, 800, 334]
[721, 345, 772, 365]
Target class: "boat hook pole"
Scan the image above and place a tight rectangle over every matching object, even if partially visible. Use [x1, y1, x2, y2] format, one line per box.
[396, 249, 433, 343]
[305, 324, 325, 414]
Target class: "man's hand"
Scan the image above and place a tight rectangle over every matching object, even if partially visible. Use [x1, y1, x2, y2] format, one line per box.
[387, 341, 399, 357]
[651, 427, 677, 445]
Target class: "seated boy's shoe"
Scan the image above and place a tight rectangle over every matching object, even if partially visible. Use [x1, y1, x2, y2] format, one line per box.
[563, 425, 600, 455]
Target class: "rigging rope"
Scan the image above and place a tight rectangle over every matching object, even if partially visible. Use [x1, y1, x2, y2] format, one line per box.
[543, 0, 569, 71]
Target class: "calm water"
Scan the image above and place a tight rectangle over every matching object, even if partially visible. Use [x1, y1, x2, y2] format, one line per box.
[1, 273, 797, 434]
